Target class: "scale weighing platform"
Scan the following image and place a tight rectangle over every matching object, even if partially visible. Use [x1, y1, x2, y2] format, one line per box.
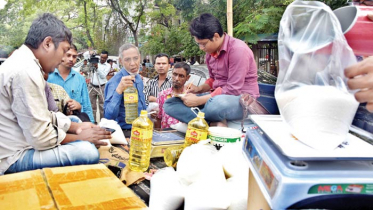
[243, 115, 373, 209]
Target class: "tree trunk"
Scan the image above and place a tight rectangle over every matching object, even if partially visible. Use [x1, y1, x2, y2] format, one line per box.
[83, 1, 95, 48]
[133, 30, 139, 47]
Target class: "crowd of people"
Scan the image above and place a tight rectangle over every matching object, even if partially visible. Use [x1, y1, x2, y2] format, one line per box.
[0, 11, 371, 175]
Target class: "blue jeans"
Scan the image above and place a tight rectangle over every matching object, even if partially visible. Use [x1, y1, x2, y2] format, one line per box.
[5, 141, 99, 174]
[164, 94, 244, 123]
[69, 115, 82, 123]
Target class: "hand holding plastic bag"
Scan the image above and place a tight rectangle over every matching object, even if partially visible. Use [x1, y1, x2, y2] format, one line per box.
[275, 1, 359, 150]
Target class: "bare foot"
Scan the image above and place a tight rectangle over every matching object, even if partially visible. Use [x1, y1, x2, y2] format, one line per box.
[210, 120, 228, 127]
[216, 120, 228, 127]
[210, 122, 218, 126]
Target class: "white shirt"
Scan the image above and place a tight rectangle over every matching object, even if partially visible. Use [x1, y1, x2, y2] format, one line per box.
[0, 45, 71, 174]
[83, 51, 90, 60]
[112, 63, 119, 70]
[91, 62, 110, 86]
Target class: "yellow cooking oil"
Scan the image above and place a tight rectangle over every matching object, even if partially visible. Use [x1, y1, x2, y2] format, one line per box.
[184, 111, 209, 146]
[164, 145, 186, 168]
[129, 110, 154, 172]
[124, 75, 138, 124]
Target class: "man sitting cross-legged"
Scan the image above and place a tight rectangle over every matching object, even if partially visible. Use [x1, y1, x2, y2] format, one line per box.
[0, 13, 111, 175]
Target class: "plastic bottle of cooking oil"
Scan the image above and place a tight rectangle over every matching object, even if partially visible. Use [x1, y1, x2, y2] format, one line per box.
[164, 145, 185, 168]
[124, 75, 138, 124]
[129, 110, 154, 172]
[184, 111, 209, 146]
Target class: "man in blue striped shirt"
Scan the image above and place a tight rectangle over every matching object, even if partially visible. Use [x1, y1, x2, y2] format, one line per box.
[47, 44, 94, 122]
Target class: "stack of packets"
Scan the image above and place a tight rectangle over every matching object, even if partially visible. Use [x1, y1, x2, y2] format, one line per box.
[150, 129, 185, 158]
[99, 144, 145, 186]
[0, 164, 147, 209]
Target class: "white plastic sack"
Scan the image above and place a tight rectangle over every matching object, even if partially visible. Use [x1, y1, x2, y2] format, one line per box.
[227, 175, 248, 210]
[99, 118, 127, 144]
[184, 179, 230, 210]
[276, 1, 359, 150]
[176, 144, 225, 186]
[149, 167, 185, 210]
[218, 143, 248, 179]
[146, 102, 159, 113]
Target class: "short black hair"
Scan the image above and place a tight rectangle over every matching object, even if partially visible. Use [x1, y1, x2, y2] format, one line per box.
[25, 13, 72, 49]
[107, 59, 113, 63]
[189, 13, 223, 40]
[69, 43, 77, 51]
[174, 57, 182, 63]
[154, 53, 170, 64]
[174, 62, 191, 75]
[101, 50, 109, 56]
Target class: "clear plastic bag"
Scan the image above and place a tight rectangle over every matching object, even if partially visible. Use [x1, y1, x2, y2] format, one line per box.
[275, 1, 359, 150]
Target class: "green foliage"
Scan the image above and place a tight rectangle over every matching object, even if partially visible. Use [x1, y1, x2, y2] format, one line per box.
[107, 0, 148, 46]
[0, 0, 34, 49]
[0, 0, 350, 58]
[314, 0, 349, 10]
[148, 0, 177, 28]
[0, 0, 121, 55]
[141, 2, 204, 60]
[234, 0, 291, 44]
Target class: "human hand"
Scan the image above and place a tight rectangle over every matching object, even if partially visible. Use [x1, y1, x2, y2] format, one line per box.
[345, 56, 373, 112]
[185, 83, 199, 94]
[66, 99, 81, 111]
[76, 125, 111, 148]
[116, 75, 135, 94]
[74, 122, 95, 134]
[181, 93, 202, 107]
[150, 110, 158, 119]
[148, 96, 157, 103]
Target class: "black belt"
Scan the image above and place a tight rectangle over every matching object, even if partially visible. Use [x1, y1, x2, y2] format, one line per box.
[90, 83, 106, 88]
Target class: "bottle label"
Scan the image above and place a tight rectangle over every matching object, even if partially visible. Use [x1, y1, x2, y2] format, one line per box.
[131, 128, 152, 143]
[185, 128, 208, 144]
[124, 93, 138, 103]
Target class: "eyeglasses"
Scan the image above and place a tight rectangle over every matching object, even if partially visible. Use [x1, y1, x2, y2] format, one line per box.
[123, 56, 139, 63]
[194, 40, 210, 48]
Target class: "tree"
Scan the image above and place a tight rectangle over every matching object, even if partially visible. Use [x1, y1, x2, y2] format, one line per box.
[234, 0, 291, 44]
[0, 0, 35, 50]
[0, 0, 115, 54]
[79, 0, 96, 48]
[141, 0, 204, 60]
[106, 0, 148, 46]
[234, 0, 347, 44]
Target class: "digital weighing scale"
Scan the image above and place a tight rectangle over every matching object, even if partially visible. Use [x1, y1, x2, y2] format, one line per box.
[243, 115, 373, 209]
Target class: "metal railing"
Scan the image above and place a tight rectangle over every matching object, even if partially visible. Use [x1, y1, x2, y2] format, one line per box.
[251, 43, 279, 77]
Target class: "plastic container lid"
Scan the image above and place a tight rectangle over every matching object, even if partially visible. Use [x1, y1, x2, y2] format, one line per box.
[208, 127, 242, 138]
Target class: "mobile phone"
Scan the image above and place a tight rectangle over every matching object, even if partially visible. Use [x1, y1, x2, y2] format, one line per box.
[102, 127, 116, 134]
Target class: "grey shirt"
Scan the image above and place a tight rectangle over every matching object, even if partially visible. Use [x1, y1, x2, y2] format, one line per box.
[0, 45, 71, 174]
